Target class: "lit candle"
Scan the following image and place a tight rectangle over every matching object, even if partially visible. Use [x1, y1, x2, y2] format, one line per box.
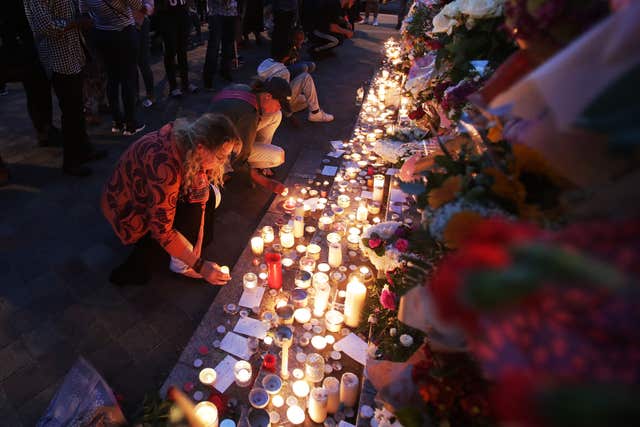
[243, 272, 258, 291]
[328, 242, 342, 268]
[219, 266, 230, 275]
[293, 368, 304, 379]
[347, 234, 360, 250]
[284, 196, 296, 211]
[318, 214, 333, 231]
[344, 278, 367, 327]
[287, 405, 305, 426]
[293, 216, 304, 238]
[340, 372, 360, 407]
[251, 236, 264, 256]
[194, 401, 219, 427]
[317, 263, 331, 273]
[234, 360, 252, 387]
[324, 310, 344, 333]
[272, 394, 284, 408]
[308, 387, 328, 423]
[311, 335, 327, 351]
[307, 244, 322, 260]
[292, 380, 310, 398]
[305, 353, 325, 383]
[299, 256, 316, 274]
[312, 274, 331, 317]
[279, 224, 295, 249]
[261, 226, 274, 244]
[323, 377, 340, 414]
[281, 257, 293, 269]
[293, 308, 312, 324]
[372, 174, 385, 203]
[337, 194, 351, 208]
[199, 368, 217, 387]
[295, 201, 305, 218]
[356, 201, 368, 222]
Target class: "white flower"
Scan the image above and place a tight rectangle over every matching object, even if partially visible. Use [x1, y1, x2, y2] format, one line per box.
[432, 1, 462, 34]
[390, 327, 397, 337]
[399, 334, 414, 347]
[459, 0, 505, 19]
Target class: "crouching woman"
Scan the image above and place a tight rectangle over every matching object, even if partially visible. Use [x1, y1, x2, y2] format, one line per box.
[101, 113, 241, 286]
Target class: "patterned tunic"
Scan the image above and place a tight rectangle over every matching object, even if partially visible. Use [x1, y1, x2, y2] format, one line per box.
[101, 123, 189, 249]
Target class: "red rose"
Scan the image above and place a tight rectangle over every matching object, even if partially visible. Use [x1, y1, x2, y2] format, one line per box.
[395, 238, 409, 252]
[368, 238, 382, 249]
[379, 287, 397, 310]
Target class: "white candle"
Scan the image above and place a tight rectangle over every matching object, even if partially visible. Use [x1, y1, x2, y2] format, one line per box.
[372, 174, 385, 203]
[340, 372, 360, 407]
[324, 310, 344, 333]
[293, 308, 312, 324]
[311, 335, 327, 351]
[312, 274, 331, 317]
[344, 278, 367, 327]
[234, 360, 252, 387]
[326, 233, 341, 244]
[194, 401, 219, 427]
[293, 216, 304, 238]
[347, 234, 360, 250]
[328, 242, 342, 268]
[293, 368, 304, 379]
[287, 405, 305, 425]
[305, 353, 325, 383]
[251, 236, 264, 256]
[281, 339, 291, 379]
[292, 380, 310, 398]
[308, 387, 328, 423]
[323, 377, 340, 414]
[280, 224, 295, 249]
[272, 394, 284, 408]
[219, 266, 230, 275]
[243, 272, 258, 290]
[295, 201, 305, 218]
[261, 226, 274, 244]
[356, 201, 368, 222]
[307, 244, 321, 260]
[199, 368, 217, 386]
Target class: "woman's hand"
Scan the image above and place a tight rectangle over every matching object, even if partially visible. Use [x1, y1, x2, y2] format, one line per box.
[201, 261, 231, 286]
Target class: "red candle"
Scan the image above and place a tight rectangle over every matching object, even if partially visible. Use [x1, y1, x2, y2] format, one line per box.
[265, 252, 283, 290]
[263, 354, 277, 372]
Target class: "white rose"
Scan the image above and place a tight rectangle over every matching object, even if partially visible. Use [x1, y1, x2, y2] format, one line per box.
[458, 0, 505, 19]
[432, 1, 462, 34]
[399, 334, 414, 347]
[389, 327, 397, 337]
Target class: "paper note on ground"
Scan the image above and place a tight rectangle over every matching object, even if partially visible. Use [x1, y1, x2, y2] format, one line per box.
[360, 190, 373, 200]
[234, 316, 269, 340]
[330, 140, 344, 150]
[213, 355, 238, 393]
[389, 188, 407, 203]
[327, 150, 345, 158]
[238, 287, 265, 308]
[321, 165, 338, 177]
[334, 333, 368, 366]
[219, 332, 252, 360]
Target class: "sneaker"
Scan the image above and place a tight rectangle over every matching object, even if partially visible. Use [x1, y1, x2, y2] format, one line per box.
[111, 121, 124, 134]
[363, 18, 370, 25]
[123, 123, 146, 137]
[373, 19, 379, 26]
[141, 98, 153, 108]
[308, 110, 334, 123]
[184, 83, 199, 93]
[170, 88, 183, 97]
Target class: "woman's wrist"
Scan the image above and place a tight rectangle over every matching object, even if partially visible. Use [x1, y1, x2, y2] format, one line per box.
[192, 257, 205, 274]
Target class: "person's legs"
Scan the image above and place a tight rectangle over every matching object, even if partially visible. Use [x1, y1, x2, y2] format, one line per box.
[271, 10, 295, 58]
[138, 18, 155, 101]
[311, 30, 340, 52]
[118, 26, 140, 130]
[255, 110, 282, 146]
[176, 12, 192, 89]
[219, 16, 236, 80]
[291, 72, 320, 113]
[397, 0, 408, 29]
[21, 63, 54, 144]
[160, 17, 179, 92]
[371, 0, 380, 25]
[110, 233, 158, 286]
[247, 144, 285, 170]
[287, 62, 310, 79]
[95, 29, 123, 126]
[203, 14, 221, 88]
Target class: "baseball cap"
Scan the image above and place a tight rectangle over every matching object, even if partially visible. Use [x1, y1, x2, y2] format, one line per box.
[264, 77, 292, 114]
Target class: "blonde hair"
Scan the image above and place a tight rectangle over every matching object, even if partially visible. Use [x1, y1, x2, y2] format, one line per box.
[174, 113, 241, 195]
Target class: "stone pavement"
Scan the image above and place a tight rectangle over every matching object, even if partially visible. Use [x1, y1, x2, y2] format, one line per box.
[0, 14, 396, 425]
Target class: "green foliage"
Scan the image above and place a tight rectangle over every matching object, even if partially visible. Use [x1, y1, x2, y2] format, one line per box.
[135, 394, 173, 426]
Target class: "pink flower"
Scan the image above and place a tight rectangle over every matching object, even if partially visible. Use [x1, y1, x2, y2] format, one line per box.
[380, 286, 397, 311]
[395, 238, 409, 252]
[369, 238, 382, 249]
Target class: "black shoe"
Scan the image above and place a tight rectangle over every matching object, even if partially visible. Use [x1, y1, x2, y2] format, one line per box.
[63, 164, 92, 177]
[81, 148, 108, 164]
[109, 262, 151, 286]
[111, 121, 124, 135]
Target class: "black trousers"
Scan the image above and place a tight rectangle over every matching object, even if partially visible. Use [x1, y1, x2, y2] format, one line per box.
[271, 10, 296, 57]
[50, 72, 92, 168]
[94, 26, 139, 127]
[203, 15, 236, 85]
[157, 11, 191, 90]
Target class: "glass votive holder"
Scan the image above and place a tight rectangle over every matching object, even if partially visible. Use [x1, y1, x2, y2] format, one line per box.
[261, 226, 275, 244]
[367, 200, 381, 215]
[325, 310, 345, 333]
[243, 272, 258, 291]
[305, 353, 325, 383]
[295, 270, 312, 288]
[199, 368, 217, 387]
[251, 236, 264, 256]
[279, 224, 295, 249]
[347, 234, 360, 250]
[299, 256, 316, 273]
[307, 244, 321, 260]
[291, 289, 308, 308]
[326, 232, 342, 244]
[234, 360, 252, 387]
[194, 401, 219, 427]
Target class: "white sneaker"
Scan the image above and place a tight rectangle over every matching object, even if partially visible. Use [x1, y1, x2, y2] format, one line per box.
[170, 88, 183, 97]
[373, 19, 379, 26]
[309, 110, 334, 123]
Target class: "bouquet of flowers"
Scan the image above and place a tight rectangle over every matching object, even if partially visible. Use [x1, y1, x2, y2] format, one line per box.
[361, 222, 415, 273]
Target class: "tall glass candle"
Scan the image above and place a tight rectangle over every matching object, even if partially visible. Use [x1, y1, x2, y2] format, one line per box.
[265, 253, 282, 290]
[372, 174, 385, 203]
[194, 401, 219, 427]
[356, 201, 368, 222]
[308, 387, 328, 423]
[251, 236, 264, 256]
[344, 278, 367, 327]
[279, 224, 295, 249]
[323, 377, 340, 414]
[293, 216, 304, 238]
[328, 242, 342, 268]
[234, 360, 252, 387]
[312, 273, 331, 316]
[305, 353, 325, 383]
[340, 372, 360, 407]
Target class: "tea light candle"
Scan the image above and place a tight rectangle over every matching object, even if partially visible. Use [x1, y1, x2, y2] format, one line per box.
[317, 263, 331, 273]
[281, 257, 294, 269]
[308, 387, 329, 423]
[194, 401, 219, 427]
[323, 377, 340, 414]
[292, 380, 310, 398]
[344, 278, 367, 327]
[251, 236, 264, 256]
[234, 360, 252, 387]
[199, 368, 217, 387]
[299, 256, 316, 273]
[243, 272, 258, 291]
[220, 266, 230, 275]
[287, 405, 306, 426]
[261, 226, 275, 244]
[311, 335, 327, 351]
[318, 215, 333, 231]
[279, 224, 295, 249]
[328, 242, 342, 268]
[296, 244, 307, 255]
[272, 394, 284, 408]
[307, 244, 321, 260]
[293, 368, 304, 379]
[325, 310, 344, 333]
[293, 308, 311, 324]
[284, 196, 296, 211]
[348, 227, 361, 236]
[340, 372, 360, 407]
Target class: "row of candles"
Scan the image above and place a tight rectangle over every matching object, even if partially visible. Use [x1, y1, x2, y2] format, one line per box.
[193, 38, 406, 427]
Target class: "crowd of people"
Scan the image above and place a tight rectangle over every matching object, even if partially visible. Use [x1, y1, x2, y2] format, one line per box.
[1, 0, 403, 286]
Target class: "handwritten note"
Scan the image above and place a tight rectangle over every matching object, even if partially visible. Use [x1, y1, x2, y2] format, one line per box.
[234, 317, 269, 340]
[213, 355, 238, 393]
[238, 287, 265, 308]
[321, 165, 338, 177]
[334, 333, 369, 366]
[219, 332, 252, 361]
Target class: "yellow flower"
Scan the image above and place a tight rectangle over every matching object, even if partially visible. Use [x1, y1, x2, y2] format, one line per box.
[483, 167, 526, 205]
[428, 175, 463, 209]
[512, 144, 566, 186]
[443, 211, 484, 249]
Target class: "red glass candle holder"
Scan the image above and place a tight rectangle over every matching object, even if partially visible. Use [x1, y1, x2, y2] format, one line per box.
[263, 354, 277, 372]
[265, 252, 283, 290]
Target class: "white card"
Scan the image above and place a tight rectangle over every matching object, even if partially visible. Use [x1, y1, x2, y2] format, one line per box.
[330, 140, 344, 150]
[389, 188, 407, 203]
[233, 317, 269, 340]
[219, 332, 252, 361]
[334, 333, 369, 366]
[238, 287, 265, 308]
[213, 355, 238, 393]
[327, 150, 345, 158]
[321, 165, 338, 177]
[360, 190, 373, 200]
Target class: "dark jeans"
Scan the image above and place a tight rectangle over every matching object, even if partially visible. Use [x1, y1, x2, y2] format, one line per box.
[157, 11, 191, 90]
[94, 25, 139, 127]
[136, 18, 154, 98]
[397, 0, 409, 27]
[50, 72, 92, 168]
[203, 15, 236, 86]
[271, 10, 296, 58]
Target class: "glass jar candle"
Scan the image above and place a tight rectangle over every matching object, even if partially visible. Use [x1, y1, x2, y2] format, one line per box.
[367, 200, 381, 215]
[279, 224, 295, 249]
[324, 310, 344, 333]
[295, 270, 312, 288]
[194, 401, 219, 427]
[308, 387, 329, 423]
[328, 242, 342, 268]
[306, 244, 321, 261]
[344, 279, 367, 327]
[299, 256, 316, 274]
[291, 289, 308, 308]
[243, 272, 258, 291]
[356, 201, 368, 222]
[261, 226, 274, 244]
[337, 194, 350, 208]
[340, 372, 360, 407]
[233, 360, 252, 387]
[199, 368, 217, 387]
[323, 377, 340, 414]
[305, 353, 325, 383]
[372, 174, 385, 203]
[318, 214, 334, 231]
[251, 236, 264, 256]
[347, 234, 360, 250]
[312, 273, 331, 316]
[293, 216, 304, 239]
